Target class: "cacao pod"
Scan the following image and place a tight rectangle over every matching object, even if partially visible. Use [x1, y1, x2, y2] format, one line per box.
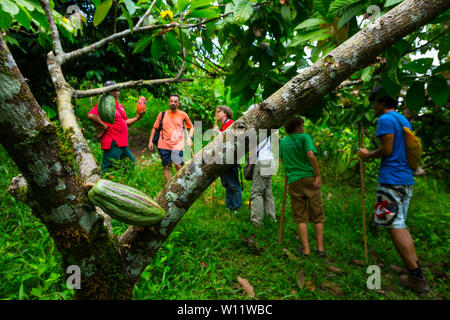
[88, 179, 166, 226]
[136, 96, 146, 115]
[98, 94, 116, 124]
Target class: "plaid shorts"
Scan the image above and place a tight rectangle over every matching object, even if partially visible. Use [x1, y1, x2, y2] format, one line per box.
[374, 184, 413, 229]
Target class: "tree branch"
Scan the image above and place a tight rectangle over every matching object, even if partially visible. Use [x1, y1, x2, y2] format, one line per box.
[135, 0, 158, 29]
[73, 78, 193, 99]
[39, 0, 64, 56]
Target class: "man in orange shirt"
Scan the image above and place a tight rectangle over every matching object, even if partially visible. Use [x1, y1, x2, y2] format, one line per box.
[148, 94, 194, 182]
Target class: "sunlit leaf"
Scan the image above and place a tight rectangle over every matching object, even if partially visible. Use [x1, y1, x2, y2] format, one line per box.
[93, 0, 113, 26]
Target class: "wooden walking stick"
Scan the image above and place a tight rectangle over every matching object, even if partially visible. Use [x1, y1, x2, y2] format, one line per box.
[359, 125, 368, 264]
[278, 175, 288, 244]
[210, 109, 219, 209]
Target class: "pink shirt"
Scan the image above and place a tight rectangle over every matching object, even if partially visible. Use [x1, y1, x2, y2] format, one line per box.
[89, 101, 129, 150]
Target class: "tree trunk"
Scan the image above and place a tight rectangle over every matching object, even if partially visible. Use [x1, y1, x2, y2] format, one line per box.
[0, 37, 134, 300]
[1, 0, 449, 298]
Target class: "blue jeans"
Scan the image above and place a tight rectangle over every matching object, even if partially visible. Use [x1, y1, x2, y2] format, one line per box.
[101, 140, 135, 172]
[220, 166, 242, 211]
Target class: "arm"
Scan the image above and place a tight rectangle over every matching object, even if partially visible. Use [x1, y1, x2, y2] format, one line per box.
[125, 112, 144, 126]
[306, 150, 321, 190]
[148, 127, 156, 152]
[358, 134, 394, 159]
[88, 113, 108, 137]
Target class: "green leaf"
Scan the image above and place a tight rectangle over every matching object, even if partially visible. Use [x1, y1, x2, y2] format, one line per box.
[0, 0, 19, 16]
[234, 0, 253, 23]
[42, 105, 57, 119]
[187, 9, 219, 19]
[402, 58, 434, 74]
[281, 5, 296, 22]
[290, 29, 332, 46]
[151, 36, 164, 60]
[381, 70, 402, 97]
[121, 0, 137, 15]
[177, 0, 190, 12]
[0, 10, 12, 29]
[329, 0, 360, 15]
[337, 4, 364, 29]
[15, 0, 35, 12]
[428, 75, 450, 106]
[361, 66, 374, 82]
[93, 0, 113, 26]
[120, 4, 134, 32]
[432, 62, 450, 75]
[314, 0, 330, 17]
[385, 0, 403, 7]
[405, 81, 425, 112]
[295, 18, 326, 30]
[166, 31, 180, 54]
[190, 0, 214, 10]
[133, 34, 153, 54]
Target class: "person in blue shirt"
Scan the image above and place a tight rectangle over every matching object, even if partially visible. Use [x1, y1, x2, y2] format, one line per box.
[358, 85, 428, 293]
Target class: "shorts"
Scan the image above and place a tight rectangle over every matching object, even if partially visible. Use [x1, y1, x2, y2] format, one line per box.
[374, 184, 413, 229]
[158, 148, 184, 166]
[288, 177, 325, 224]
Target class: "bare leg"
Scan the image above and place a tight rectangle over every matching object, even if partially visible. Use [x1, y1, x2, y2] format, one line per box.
[313, 223, 324, 252]
[174, 164, 182, 172]
[297, 223, 310, 254]
[163, 164, 172, 182]
[389, 228, 418, 270]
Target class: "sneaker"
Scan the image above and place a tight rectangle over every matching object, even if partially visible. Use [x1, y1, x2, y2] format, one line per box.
[297, 246, 310, 256]
[399, 274, 430, 293]
[315, 249, 327, 258]
[413, 167, 425, 177]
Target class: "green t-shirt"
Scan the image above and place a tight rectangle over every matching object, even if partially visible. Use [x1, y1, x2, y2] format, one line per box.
[280, 133, 317, 184]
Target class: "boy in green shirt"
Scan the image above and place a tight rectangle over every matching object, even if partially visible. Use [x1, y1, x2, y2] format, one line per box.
[280, 117, 325, 257]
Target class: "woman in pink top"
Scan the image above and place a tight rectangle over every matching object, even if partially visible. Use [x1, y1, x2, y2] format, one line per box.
[88, 81, 144, 172]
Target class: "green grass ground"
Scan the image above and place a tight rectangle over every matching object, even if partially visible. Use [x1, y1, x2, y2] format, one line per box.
[0, 140, 448, 300]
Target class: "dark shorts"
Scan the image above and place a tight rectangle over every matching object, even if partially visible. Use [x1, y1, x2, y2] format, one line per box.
[158, 148, 184, 166]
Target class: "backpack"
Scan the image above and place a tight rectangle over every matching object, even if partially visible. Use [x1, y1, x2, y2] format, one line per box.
[391, 112, 422, 169]
[152, 112, 165, 145]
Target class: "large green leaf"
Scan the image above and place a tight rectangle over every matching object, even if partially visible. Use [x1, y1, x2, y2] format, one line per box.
[295, 18, 327, 30]
[337, 4, 364, 29]
[0, 10, 12, 29]
[405, 81, 425, 112]
[402, 58, 434, 74]
[190, 0, 214, 10]
[177, 0, 190, 12]
[151, 36, 164, 60]
[234, 0, 253, 23]
[93, 0, 113, 26]
[281, 5, 296, 22]
[15, 5, 32, 30]
[428, 75, 450, 106]
[166, 31, 180, 54]
[133, 34, 153, 54]
[120, 4, 134, 32]
[121, 0, 137, 16]
[0, 0, 19, 16]
[313, 0, 330, 17]
[186, 8, 219, 19]
[329, 0, 360, 15]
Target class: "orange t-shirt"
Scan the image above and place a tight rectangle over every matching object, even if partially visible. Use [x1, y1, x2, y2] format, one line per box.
[153, 109, 193, 151]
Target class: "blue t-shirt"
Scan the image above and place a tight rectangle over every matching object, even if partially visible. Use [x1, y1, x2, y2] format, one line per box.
[376, 111, 414, 186]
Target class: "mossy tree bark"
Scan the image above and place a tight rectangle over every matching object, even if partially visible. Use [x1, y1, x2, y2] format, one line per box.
[1, 0, 449, 298]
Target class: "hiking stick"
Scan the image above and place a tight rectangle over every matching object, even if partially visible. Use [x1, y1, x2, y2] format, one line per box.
[210, 110, 218, 209]
[278, 175, 288, 244]
[359, 125, 368, 264]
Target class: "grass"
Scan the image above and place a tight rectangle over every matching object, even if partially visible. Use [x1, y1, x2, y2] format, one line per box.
[0, 139, 448, 300]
